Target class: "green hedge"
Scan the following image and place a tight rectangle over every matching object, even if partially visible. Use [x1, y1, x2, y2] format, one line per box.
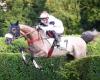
[0, 53, 100, 80]
[0, 37, 28, 53]
[59, 55, 100, 80]
[87, 37, 100, 56]
[0, 37, 100, 80]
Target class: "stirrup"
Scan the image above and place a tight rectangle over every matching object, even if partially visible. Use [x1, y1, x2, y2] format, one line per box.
[56, 45, 60, 48]
[56, 42, 60, 47]
[53, 39, 60, 47]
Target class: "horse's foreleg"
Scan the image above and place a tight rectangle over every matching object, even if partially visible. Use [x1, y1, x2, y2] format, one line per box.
[19, 47, 28, 65]
[30, 50, 42, 69]
[29, 46, 44, 69]
[31, 57, 42, 69]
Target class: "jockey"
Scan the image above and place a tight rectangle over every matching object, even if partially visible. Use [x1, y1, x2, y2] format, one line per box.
[36, 11, 64, 47]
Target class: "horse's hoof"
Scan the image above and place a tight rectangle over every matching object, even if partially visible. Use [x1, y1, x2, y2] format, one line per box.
[35, 65, 42, 69]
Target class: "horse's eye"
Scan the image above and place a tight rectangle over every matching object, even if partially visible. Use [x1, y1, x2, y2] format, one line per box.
[12, 28, 16, 32]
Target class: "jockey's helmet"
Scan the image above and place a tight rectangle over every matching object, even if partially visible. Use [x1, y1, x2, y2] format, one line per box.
[39, 11, 49, 19]
[39, 11, 49, 25]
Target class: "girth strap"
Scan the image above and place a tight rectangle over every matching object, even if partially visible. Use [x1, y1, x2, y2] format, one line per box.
[47, 40, 56, 58]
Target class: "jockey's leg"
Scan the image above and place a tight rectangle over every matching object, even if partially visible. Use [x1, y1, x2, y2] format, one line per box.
[46, 30, 60, 47]
[51, 31, 60, 47]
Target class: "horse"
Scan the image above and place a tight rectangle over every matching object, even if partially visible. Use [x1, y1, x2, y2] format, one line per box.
[5, 21, 87, 69]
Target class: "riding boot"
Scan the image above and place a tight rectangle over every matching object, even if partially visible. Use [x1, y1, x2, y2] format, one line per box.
[51, 31, 60, 47]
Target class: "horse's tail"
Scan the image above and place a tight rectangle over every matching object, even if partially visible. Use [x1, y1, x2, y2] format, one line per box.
[81, 32, 95, 44]
[81, 29, 100, 43]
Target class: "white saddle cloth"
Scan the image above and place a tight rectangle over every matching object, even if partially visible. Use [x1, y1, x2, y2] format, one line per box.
[47, 36, 68, 49]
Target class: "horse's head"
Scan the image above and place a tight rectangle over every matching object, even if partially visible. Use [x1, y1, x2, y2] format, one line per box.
[5, 21, 20, 45]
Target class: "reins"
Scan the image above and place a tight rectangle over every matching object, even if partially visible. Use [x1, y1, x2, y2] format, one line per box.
[19, 28, 49, 40]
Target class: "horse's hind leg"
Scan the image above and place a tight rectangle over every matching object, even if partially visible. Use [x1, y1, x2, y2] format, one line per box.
[65, 53, 75, 61]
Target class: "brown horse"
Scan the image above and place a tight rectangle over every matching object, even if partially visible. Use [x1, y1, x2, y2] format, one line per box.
[5, 21, 87, 68]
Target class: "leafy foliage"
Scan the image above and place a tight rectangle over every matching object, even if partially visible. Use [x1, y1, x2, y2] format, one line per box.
[1, 0, 100, 36]
[79, 0, 100, 30]
[0, 53, 100, 80]
[0, 37, 28, 53]
[0, 36, 100, 80]
[87, 36, 100, 56]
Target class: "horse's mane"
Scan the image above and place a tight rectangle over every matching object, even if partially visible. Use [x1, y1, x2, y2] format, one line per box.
[19, 24, 35, 29]
[19, 24, 48, 40]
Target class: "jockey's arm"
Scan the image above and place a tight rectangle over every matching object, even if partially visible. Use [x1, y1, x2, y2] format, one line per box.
[40, 25, 54, 31]
[40, 23, 64, 34]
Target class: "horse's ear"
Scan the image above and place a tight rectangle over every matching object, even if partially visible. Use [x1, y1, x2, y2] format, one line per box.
[10, 22, 13, 26]
[15, 21, 19, 25]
